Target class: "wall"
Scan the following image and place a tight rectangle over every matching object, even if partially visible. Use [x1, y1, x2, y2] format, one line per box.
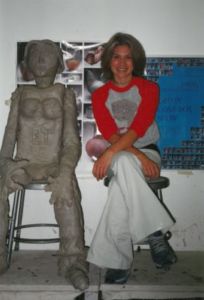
[0, 0, 204, 250]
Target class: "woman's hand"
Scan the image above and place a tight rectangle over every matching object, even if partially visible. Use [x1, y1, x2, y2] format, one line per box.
[92, 149, 114, 180]
[138, 152, 160, 178]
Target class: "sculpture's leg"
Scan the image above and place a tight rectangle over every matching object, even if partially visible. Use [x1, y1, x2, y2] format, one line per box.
[0, 170, 31, 275]
[0, 190, 9, 274]
[54, 176, 89, 290]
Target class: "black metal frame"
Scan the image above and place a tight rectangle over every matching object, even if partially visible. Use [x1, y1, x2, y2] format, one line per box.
[6, 181, 59, 266]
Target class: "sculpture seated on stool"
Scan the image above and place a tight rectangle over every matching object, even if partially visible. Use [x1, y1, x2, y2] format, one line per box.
[0, 39, 89, 290]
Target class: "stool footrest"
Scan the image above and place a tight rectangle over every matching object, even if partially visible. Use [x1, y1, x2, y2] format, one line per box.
[12, 223, 60, 244]
[14, 237, 60, 244]
[14, 223, 59, 230]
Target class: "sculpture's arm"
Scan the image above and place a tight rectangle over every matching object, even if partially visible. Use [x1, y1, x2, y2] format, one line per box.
[0, 87, 21, 162]
[59, 87, 82, 175]
[0, 87, 28, 193]
[46, 87, 81, 207]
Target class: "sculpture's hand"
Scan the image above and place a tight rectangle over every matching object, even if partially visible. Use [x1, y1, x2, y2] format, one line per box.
[0, 159, 29, 193]
[45, 175, 74, 208]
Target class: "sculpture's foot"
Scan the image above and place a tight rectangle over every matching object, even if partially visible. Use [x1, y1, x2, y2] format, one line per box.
[0, 254, 7, 275]
[66, 267, 89, 291]
[57, 253, 89, 290]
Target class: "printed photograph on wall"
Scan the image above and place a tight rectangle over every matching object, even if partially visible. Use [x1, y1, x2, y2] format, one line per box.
[16, 41, 204, 170]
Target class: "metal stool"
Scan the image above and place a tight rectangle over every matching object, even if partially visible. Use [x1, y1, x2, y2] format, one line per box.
[146, 176, 176, 225]
[104, 175, 176, 243]
[6, 181, 59, 266]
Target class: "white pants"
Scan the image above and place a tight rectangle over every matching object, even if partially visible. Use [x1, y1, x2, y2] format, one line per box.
[87, 150, 174, 269]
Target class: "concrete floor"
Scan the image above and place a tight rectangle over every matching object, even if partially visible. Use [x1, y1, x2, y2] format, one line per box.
[0, 250, 203, 300]
[101, 250, 204, 300]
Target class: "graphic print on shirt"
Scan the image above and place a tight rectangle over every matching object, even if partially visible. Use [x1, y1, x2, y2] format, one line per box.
[105, 86, 141, 134]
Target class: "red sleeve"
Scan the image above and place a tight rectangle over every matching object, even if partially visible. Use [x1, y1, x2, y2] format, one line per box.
[92, 86, 118, 140]
[129, 81, 160, 137]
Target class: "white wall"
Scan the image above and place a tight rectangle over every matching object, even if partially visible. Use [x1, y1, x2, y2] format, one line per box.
[0, 0, 204, 250]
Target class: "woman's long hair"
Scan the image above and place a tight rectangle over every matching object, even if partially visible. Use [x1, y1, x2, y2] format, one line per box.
[101, 32, 146, 80]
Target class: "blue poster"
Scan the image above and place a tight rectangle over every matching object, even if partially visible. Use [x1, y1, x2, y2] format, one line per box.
[146, 58, 204, 169]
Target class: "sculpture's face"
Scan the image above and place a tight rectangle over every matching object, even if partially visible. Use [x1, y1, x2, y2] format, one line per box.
[27, 43, 59, 78]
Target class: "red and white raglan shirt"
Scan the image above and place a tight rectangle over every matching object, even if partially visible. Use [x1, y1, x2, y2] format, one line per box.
[91, 76, 160, 149]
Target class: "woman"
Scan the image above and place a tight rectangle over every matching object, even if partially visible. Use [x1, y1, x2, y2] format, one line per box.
[87, 32, 177, 284]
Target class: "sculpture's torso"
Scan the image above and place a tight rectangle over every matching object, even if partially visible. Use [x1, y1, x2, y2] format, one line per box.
[15, 84, 65, 178]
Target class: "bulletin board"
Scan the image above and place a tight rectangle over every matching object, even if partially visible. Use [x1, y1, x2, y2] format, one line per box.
[146, 57, 204, 169]
[16, 41, 204, 170]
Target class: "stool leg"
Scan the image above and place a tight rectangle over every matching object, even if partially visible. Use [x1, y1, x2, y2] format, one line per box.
[7, 190, 21, 266]
[0, 196, 9, 273]
[14, 189, 25, 251]
[157, 189, 176, 223]
[158, 189, 164, 202]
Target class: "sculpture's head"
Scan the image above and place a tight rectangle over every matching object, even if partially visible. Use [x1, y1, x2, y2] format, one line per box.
[24, 40, 64, 81]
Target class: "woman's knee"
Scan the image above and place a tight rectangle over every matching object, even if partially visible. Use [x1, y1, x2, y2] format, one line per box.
[111, 151, 142, 175]
[112, 151, 136, 166]
[85, 135, 109, 159]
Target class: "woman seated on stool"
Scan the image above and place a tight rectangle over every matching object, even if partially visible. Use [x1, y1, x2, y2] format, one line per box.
[86, 32, 177, 284]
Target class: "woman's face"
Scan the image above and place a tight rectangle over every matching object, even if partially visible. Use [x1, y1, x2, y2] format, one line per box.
[110, 44, 134, 86]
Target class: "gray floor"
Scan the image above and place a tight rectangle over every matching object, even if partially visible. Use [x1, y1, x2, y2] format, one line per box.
[0, 250, 204, 300]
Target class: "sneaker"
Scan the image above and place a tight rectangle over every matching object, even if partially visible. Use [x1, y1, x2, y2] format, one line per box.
[148, 230, 177, 269]
[105, 268, 130, 284]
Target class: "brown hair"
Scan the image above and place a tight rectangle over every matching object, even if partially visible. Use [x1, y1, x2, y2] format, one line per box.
[101, 32, 146, 80]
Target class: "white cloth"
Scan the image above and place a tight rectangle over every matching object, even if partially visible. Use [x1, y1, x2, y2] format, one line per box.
[87, 150, 174, 269]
